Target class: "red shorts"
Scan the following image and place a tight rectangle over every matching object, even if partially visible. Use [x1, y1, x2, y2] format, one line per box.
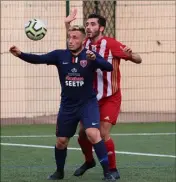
[98, 90, 121, 125]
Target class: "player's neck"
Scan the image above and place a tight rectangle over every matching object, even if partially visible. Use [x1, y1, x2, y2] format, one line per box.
[71, 47, 84, 56]
[90, 34, 103, 44]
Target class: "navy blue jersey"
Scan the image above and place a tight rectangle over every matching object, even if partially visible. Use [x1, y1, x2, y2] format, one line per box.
[19, 48, 113, 108]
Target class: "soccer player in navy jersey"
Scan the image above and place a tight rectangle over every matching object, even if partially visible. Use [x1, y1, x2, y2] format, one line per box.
[9, 25, 117, 181]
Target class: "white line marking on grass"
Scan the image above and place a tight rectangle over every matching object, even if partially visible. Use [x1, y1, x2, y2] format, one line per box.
[1, 133, 176, 138]
[1, 143, 175, 159]
[1, 143, 54, 149]
[0, 135, 55, 138]
[111, 133, 176, 136]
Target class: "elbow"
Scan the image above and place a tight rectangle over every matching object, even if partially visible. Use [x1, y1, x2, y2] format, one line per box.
[137, 56, 142, 64]
[110, 65, 113, 71]
[107, 65, 113, 71]
[131, 53, 142, 64]
[131, 57, 142, 64]
[138, 58, 142, 64]
[109, 62, 113, 71]
[106, 62, 113, 71]
[136, 58, 142, 64]
[102, 65, 113, 72]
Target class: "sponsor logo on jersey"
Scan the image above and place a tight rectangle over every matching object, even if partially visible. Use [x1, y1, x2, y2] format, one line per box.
[71, 68, 77, 72]
[65, 76, 84, 87]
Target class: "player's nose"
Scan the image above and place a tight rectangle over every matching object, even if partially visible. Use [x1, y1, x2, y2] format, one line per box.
[68, 40, 73, 45]
[86, 28, 90, 31]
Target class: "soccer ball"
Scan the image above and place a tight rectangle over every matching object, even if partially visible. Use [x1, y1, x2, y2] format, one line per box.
[25, 18, 47, 41]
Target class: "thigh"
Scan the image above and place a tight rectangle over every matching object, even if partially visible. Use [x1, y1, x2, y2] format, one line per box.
[56, 110, 79, 138]
[80, 98, 100, 129]
[99, 90, 121, 125]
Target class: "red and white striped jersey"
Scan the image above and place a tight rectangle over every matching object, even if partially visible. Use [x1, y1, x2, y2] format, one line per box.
[84, 36, 131, 101]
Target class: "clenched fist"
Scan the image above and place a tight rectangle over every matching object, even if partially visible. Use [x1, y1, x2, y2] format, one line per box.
[9, 46, 21, 57]
[86, 50, 96, 60]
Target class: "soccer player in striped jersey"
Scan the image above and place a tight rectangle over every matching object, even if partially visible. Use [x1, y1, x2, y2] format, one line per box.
[65, 9, 142, 179]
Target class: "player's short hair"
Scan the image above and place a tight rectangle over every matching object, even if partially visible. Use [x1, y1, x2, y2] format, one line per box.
[88, 14, 106, 28]
[68, 25, 86, 35]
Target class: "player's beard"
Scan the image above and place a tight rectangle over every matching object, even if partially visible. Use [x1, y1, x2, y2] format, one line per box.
[87, 28, 101, 41]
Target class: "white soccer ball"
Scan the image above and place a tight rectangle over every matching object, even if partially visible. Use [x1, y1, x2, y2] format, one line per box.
[25, 18, 47, 41]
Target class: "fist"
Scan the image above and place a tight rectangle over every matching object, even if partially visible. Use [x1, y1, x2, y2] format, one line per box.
[9, 46, 21, 57]
[86, 50, 96, 60]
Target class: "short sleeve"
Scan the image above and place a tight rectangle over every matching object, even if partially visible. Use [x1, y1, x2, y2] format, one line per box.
[109, 39, 132, 60]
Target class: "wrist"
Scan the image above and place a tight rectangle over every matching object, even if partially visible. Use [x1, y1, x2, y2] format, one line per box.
[128, 53, 133, 60]
[64, 21, 70, 24]
[17, 51, 22, 57]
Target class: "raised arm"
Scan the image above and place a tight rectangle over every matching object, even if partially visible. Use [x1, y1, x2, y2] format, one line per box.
[9, 45, 58, 65]
[64, 8, 77, 31]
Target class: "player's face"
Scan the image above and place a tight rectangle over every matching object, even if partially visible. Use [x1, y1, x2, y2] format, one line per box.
[67, 31, 85, 52]
[85, 18, 103, 39]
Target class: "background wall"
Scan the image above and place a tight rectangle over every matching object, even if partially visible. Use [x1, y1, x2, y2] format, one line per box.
[1, 1, 175, 123]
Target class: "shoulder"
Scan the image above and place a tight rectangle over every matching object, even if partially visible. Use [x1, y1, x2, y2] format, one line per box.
[53, 49, 69, 55]
[103, 36, 122, 47]
[84, 38, 90, 43]
[54, 49, 67, 53]
[84, 38, 91, 47]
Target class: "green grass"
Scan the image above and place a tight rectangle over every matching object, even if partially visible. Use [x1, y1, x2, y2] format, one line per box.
[1, 122, 176, 182]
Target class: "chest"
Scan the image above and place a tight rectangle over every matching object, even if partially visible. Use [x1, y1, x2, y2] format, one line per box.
[58, 55, 93, 78]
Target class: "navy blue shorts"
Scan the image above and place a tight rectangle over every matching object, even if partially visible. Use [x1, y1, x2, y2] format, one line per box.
[56, 97, 100, 138]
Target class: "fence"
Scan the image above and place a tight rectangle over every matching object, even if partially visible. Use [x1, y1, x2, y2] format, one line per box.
[1, 1, 175, 124]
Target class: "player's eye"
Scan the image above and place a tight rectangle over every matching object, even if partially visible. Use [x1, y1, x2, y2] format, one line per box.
[73, 36, 78, 39]
[91, 22, 96, 26]
[85, 23, 89, 27]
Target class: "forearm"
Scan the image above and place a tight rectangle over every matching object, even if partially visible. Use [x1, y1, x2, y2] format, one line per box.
[96, 58, 113, 71]
[65, 21, 71, 31]
[130, 53, 142, 64]
[18, 52, 47, 64]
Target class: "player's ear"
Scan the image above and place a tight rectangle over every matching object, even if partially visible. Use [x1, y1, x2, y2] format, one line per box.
[100, 26, 105, 33]
[82, 35, 86, 45]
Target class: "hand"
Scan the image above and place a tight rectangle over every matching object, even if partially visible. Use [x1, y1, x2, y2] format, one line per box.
[65, 8, 77, 23]
[86, 50, 96, 60]
[9, 45, 21, 57]
[120, 46, 132, 58]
